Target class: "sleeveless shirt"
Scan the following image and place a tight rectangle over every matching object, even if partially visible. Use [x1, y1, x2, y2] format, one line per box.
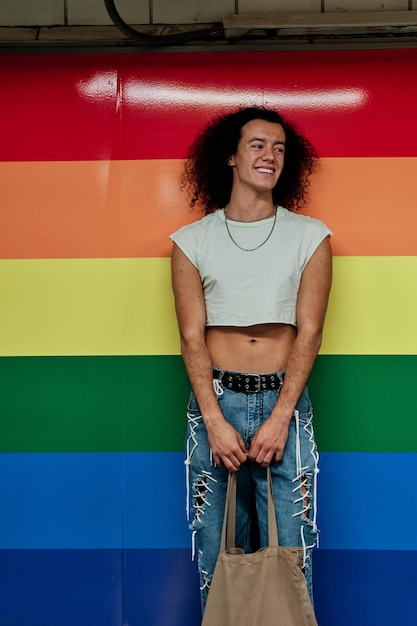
[170, 207, 331, 327]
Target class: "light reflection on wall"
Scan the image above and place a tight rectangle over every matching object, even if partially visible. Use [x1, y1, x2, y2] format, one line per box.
[77, 71, 118, 103]
[77, 72, 368, 112]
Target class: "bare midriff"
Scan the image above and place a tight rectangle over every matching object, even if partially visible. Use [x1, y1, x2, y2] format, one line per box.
[205, 323, 297, 374]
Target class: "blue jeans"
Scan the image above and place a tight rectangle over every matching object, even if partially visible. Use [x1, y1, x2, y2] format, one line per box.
[185, 369, 319, 610]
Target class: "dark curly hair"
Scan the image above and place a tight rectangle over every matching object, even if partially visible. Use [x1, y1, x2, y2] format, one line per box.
[182, 107, 318, 214]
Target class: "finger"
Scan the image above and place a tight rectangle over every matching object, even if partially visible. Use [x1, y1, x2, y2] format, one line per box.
[236, 448, 249, 464]
[226, 451, 247, 472]
[222, 458, 240, 472]
[273, 450, 283, 463]
[238, 437, 248, 455]
[260, 457, 271, 468]
[213, 453, 224, 468]
[253, 448, 266, 466]
[248, 444, 261, 462]
[255, 446, 275, 467]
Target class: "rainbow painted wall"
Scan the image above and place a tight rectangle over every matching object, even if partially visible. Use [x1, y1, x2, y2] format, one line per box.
[0, 49, 416, 625]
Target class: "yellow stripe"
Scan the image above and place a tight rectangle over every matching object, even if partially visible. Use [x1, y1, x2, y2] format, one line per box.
[0, 259, 179, 357]
[0, 257, 415, 356]
[321, 256, 417, 355]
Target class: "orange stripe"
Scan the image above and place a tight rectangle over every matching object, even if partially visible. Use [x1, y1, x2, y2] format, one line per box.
[307, 158, 417, 256]
[1, 158, 416, 258]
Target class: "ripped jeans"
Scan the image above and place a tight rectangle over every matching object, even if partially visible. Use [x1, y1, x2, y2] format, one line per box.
[185, 369, 319, 611]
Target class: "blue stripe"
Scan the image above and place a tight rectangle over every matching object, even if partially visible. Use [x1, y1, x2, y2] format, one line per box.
[0, 548, 416, 626]
[0, 451, 416, 550]
[0, 548, 201, 626]
[317, 452, 417, 550]
[0, 452, 189, 549]
[313, 549, 417, 626]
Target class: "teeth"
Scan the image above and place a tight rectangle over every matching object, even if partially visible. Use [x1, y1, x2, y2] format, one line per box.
[257, 167, 274, 174]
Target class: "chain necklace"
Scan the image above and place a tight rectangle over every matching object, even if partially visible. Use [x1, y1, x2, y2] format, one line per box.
[224, 206, 278, 252]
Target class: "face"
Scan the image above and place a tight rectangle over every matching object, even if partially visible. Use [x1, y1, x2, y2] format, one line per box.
[228, 119, 286, 195]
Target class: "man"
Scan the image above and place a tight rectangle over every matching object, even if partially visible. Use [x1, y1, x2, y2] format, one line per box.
[170, 107, 332, 612]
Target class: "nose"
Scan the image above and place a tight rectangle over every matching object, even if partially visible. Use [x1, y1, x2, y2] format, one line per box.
[262, 144, 274, 160]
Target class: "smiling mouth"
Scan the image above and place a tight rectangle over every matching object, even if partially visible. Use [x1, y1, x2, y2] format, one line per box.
[256, 167, 275, 174]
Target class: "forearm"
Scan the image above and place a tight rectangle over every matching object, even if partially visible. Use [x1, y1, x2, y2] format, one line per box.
[180, 335, 225, 427]
[181, 335, 248, 471]
[248, 329, 322, 466]
[270, 239, 331, 424]
[270, 328, 322, 424]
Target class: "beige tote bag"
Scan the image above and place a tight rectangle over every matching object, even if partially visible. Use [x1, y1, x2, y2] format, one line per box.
[201, 467, 318, 626]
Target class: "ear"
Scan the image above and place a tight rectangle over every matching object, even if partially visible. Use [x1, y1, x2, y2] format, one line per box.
[228, 154, 236, 167]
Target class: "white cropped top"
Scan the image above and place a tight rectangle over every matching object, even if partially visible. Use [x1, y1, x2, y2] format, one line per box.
[170, 207, 331, 327]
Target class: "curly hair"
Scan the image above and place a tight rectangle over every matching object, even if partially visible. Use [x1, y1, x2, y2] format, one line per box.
[182, 107, 318, 214]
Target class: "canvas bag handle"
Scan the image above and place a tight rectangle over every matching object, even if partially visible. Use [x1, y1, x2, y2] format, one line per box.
[221, 467, 279, 551]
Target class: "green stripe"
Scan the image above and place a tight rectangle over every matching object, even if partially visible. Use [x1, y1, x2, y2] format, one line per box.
[0, 355, 189, 453]
[1, 355, 416, 453]
[310, 355, 417, 452]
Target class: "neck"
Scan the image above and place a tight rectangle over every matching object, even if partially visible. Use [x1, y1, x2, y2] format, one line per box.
[225, 205, 276, 223]
[225, 200, 276, 222]
[226, 188, 275, 222]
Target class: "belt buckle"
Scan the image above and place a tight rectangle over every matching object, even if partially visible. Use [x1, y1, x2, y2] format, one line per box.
[253, 374, 261, 393]
[244, 374, 261, 393]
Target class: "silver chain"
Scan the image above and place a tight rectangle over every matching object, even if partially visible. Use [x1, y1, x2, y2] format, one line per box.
[224, 207, 277, 252]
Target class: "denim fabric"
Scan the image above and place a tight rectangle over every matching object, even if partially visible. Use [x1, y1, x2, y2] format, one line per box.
[185, 370, 319, 610]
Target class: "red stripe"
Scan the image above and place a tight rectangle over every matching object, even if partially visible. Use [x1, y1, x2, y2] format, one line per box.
[1, 49, 416, 161]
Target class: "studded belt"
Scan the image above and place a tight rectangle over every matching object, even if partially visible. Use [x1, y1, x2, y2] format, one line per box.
[213, 370, 283, 393]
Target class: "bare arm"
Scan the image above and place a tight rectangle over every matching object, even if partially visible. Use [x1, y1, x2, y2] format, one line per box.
[171, 243, 247, 471]
[248, 236, 332, 466]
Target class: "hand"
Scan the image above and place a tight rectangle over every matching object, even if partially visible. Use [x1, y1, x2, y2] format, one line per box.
[206, 420, 248, 472]
[248, 418, 290, 467]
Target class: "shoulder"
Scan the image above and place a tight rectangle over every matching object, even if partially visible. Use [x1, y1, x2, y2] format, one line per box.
[170, 211, 221, 268]
[170, 211, 219, 241]
[279, 207, 327, 228]
[279, 207, 332, 237]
